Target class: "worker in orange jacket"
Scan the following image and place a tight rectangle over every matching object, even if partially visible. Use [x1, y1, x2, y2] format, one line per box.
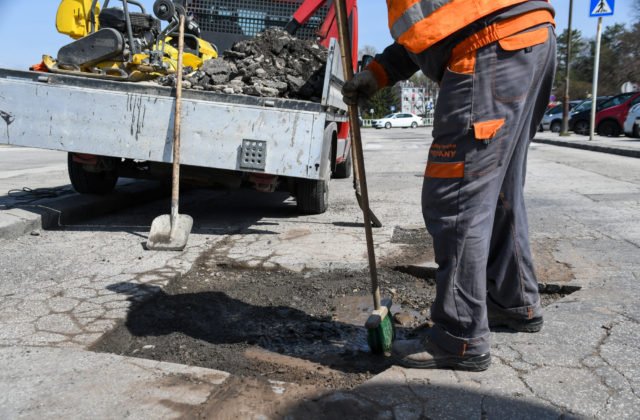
[343, 1, 557, 371]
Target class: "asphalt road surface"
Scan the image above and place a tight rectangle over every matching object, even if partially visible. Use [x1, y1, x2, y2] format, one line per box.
[0, 129, 639, 418]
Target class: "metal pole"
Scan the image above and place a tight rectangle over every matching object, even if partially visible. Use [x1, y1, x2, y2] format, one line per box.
[561, 0, 573, 136]
[121, 0, 138, 56]
[589, 17, 603, 141]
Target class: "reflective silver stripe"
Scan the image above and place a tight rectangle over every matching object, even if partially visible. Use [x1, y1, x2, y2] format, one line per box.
[390, 0, 452, 40]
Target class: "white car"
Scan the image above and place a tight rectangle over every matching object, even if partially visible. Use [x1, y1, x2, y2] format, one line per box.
[623, 103, 640, 137]
[372, 113, 422, 129]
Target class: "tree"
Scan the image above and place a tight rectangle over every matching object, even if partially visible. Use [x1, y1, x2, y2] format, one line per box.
[366, 86, 399, 119]
[598, 24, 628, 94]
[555, 23, 640, 99]
[358, 45, 378, 61]
[554, 28, 588, 99]
[618, 23, 640, 88]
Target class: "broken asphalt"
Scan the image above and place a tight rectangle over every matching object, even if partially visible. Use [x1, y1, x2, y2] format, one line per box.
[0, 130, 639, 418]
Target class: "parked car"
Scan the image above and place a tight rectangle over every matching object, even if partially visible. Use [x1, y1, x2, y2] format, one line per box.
[623, 103, 640, 137]
[540, 101, 582, 132]
[595, 92, 640, 137]
[372, 113, 422, 129]
[540, 104, 563, 132]
[568, 96, 617, 135]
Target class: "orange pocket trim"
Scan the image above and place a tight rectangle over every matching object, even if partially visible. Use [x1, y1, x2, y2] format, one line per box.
[365, 60, 389, 89]
[449, 51, 477, 74]
[499, 27, 549, 51]
[425, 162, 465, 179]
[473, 119, 505, 140]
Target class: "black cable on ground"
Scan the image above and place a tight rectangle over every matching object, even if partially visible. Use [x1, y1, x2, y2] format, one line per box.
[1, 186, 74, 209]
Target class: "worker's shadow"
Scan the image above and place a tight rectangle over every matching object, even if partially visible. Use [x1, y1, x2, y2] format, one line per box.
[99, 282, 402, 375]
[280, 380, 566, 419]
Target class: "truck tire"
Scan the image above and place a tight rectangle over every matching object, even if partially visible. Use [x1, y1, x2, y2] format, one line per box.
[296, 178, 328, 214]
[333, 150, 352, 179]
[68, 153, 119, 194]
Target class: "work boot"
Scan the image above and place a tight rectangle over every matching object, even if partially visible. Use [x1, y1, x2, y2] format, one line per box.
[488, 313, 543, 333]
[392, 336, 491, 371]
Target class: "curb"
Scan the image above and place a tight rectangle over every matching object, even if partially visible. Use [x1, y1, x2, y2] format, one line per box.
[0, 180, 167, 241]
[532, 137, 640, 158]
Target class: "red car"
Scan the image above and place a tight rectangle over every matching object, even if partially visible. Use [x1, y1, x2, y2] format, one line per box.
[596, 92, 640, 137]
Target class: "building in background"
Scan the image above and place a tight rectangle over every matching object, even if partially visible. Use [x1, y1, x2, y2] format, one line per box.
[399, 80, 437, 116]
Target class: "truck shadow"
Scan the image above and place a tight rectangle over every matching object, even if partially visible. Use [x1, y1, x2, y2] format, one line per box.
[36, 185, 301, 237]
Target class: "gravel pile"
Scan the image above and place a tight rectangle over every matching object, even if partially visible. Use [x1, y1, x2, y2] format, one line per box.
[157, 28, 328, 101]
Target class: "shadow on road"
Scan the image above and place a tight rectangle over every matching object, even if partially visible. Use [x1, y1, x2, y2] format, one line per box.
[44, 186, 301, 237]
[95, 282, 401, 378]
[278, 381, 566, 419]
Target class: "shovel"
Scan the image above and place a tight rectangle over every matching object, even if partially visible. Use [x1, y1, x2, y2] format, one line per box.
[147, 12, 193, 251]
[334, 0, 392, 353]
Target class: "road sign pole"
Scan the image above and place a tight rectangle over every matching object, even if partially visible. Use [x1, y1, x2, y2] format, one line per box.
[590, 16, 603, 141]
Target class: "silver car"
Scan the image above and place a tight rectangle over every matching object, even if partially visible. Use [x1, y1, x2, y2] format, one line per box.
[540, 101, 582, 132]
[623, 103, 640, 137]
[540, 104, 563, 132]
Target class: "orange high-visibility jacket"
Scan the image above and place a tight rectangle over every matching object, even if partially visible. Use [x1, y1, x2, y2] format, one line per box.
[369, 1, 553, 85]
[388, 0, 544, 53]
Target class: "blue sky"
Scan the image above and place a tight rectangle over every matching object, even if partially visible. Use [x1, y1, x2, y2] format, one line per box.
[0, 1, 635, 69]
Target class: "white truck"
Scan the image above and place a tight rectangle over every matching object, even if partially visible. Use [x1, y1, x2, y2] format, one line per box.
[0, 0, 356, 214]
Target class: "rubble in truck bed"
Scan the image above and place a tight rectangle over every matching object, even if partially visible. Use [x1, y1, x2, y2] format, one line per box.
[157, 28, 329, 102]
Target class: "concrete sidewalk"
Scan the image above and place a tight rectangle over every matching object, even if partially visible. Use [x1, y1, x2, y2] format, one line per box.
[0, 147, 167, 240]
[533, 132, 640, 158]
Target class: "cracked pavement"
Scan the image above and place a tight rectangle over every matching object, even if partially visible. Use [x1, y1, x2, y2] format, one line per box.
[1, 130, 639, 418]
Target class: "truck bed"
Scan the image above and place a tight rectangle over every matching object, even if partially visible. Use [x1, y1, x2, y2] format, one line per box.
[0, 40, 347, 181]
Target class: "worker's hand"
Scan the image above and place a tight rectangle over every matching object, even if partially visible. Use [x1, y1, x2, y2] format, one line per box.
[342, 70, 379, 106]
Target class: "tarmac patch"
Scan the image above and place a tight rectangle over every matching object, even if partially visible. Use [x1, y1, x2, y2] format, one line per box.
[92, 237, 579, 389]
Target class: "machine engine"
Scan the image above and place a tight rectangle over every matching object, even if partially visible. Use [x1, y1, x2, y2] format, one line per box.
[57, 4, 160, 68]
[56, 0, 206, 70]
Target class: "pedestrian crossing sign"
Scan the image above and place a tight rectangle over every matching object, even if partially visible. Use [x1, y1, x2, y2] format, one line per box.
[590, 0, 614, 17]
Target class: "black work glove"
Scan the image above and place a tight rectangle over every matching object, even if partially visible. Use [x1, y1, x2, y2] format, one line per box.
[342, 70, 379, 106]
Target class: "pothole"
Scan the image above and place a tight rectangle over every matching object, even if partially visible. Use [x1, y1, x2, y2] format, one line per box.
[91, 232, 579, 390]
[92, 266, 432, 390]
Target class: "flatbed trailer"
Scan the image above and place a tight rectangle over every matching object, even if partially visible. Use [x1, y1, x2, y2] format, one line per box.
[0, 0, 358, 214]
[0, 35, 349, 213]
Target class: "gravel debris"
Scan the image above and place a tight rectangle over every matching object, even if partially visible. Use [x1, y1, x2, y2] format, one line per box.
[156, 28, 328, 101]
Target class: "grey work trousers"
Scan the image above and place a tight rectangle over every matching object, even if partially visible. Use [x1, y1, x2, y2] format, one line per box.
[422, 25, 557, 356]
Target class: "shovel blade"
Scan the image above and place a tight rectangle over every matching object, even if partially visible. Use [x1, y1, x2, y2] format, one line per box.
[146, 214, 193, 251]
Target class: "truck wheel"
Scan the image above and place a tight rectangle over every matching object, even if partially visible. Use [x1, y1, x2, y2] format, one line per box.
[68, 153, 119, 194]
[333, 150, 352, 179]
[296, 178, 328, 214]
